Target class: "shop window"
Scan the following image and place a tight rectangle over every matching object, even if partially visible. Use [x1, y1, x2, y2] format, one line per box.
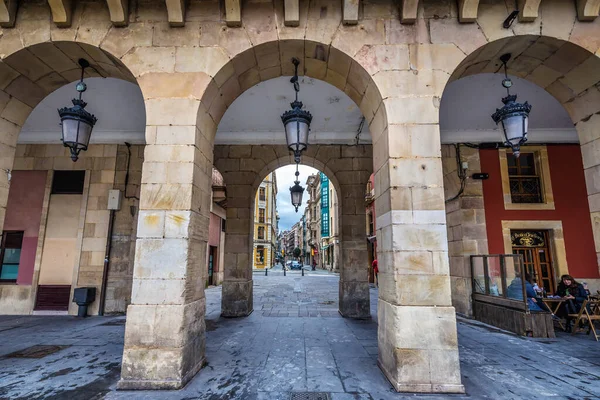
[499, 147, 554, 210]
[0, 231, 24, 281]
[259, 187, 266, 201]
[259, 208, 265, 223]
[256, 246, 265, 264]
[258, 226, 265, 239]
[507, 153, 542, 203]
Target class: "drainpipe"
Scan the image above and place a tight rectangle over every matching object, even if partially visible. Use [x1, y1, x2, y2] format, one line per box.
[98, 209, 115, 316]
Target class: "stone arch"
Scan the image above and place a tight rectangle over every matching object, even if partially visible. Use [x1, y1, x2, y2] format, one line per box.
[441, 35, 600, 305]
[195, 39, 387, 147]
[214, 141, 373, 318]
[0, 40, 141, 238]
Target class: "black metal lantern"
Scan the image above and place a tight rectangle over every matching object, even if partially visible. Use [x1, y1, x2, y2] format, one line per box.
[58, 58, 97, 162]
[491, 53, 531, 158]
[281, 57, 312, 163]
[290, 166, 304, 212]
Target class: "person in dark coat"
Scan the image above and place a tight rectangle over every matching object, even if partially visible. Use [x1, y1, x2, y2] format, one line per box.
[556, 274, 588, 332]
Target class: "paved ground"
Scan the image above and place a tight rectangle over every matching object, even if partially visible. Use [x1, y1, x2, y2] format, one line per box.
[0, 272, 599, 399]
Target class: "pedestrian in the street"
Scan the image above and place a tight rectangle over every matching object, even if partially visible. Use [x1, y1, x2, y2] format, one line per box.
[372, 259, 378, 287]
[312, 258, 316, 271]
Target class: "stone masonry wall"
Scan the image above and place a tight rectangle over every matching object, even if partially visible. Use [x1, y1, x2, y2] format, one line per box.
[11, 143, 123, 316]
[442, 144, 488, 316]
[104, 144, 143, 314]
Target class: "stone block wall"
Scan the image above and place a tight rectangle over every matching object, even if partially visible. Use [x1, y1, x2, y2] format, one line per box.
[104, 144, 143, 314]
[442, 144, 488, 316]
[8, 143, 136, 316]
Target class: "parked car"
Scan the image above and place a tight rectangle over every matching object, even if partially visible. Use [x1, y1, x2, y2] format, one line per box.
[290, 261, 301, 270]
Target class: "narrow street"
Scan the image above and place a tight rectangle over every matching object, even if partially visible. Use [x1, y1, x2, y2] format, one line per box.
[0, 273, 599, 399]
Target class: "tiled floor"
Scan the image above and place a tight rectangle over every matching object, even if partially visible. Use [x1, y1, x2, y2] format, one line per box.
[0, 271, 599, 399]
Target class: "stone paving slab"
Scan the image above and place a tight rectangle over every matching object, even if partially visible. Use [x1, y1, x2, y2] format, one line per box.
[0, 273, 599, 399]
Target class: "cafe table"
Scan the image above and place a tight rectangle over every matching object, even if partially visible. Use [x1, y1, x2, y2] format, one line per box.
[541, 298, 566, 331]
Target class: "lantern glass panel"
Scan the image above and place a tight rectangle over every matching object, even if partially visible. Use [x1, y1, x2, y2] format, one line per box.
[62, 118, 92, 149]
[291, 189, 303, 208]
[501, 114, 525, 146]
[285, 119, 309, 152]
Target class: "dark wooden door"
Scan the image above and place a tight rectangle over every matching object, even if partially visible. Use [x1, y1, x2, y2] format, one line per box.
[512, 231, 555, 294]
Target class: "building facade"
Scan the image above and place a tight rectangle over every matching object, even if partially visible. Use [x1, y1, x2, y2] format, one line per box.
[252, 172, 277, 269]
[1, 0, 600, 394]
[366, 173, 377, 283]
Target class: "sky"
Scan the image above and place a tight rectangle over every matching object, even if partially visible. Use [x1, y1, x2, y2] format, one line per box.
[275, 164, 319, 231]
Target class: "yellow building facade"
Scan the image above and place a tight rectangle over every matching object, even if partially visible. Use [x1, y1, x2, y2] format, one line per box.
[253, 173, 278, 269]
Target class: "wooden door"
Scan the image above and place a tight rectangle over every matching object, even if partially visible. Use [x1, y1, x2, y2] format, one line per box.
[511, 230, 555, 294]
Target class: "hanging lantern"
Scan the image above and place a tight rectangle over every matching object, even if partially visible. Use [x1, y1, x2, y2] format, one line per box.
[491, 53, 531, 158]
[290, 167, 304, 212]
[281, 57, 312, 163]
[58, 58, 97, 162]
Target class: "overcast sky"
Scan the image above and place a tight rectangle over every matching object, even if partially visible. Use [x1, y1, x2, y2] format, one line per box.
[275, 165, 319, 231]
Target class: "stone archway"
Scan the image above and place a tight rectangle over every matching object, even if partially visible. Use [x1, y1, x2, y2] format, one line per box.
[440, 35, 600, 316]
[0, 41, 142, 315]
[214, 144, 372, 319]
[122, 30, 465, 392]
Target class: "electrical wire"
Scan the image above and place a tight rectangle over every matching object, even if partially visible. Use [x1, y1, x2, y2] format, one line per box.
[445, 144, 467, 204]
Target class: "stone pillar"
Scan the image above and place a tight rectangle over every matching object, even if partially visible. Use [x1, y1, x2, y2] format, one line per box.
[578, 113, 600, 277]
[215, 145, 264, 317]
[119, 98, 211, 389]
[442, 145, 488, 316]
[372, 65, 464, 391]
[335, 146, 372, 319]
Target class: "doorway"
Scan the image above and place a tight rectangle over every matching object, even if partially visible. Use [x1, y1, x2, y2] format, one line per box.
[208, 246, 216, 286]
[511, 230, 555, 294]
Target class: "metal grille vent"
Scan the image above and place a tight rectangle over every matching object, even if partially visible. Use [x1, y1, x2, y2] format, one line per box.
[290, 393, 331, 400]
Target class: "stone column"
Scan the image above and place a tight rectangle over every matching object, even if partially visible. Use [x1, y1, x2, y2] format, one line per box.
[215, 145, 264, 317]
[578, 113, 600, 277]
[119, 98, 211, 389]
[442, 145, 488, 316]
[372, 64, 464, 392]
[335, 146, 372, 319]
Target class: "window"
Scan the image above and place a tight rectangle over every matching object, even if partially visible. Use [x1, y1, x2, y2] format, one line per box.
[52, 170, 85, 194]
[259, 208, 265, 223]
[259, 187, 266, 201]
[0, 232, 24, 281]
[258, 226, 265, 239]
[256, 246, 265, 264]
[368, 213, 374, 236]
[221, 219, 226, 232]
[507, 153, 543, 203]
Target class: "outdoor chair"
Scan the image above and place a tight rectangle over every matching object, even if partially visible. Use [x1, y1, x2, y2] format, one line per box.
[568, 299, 600, 341]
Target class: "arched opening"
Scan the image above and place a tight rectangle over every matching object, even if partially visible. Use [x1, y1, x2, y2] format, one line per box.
[0, 42, 145, 316]
[440, 35, 600, 331]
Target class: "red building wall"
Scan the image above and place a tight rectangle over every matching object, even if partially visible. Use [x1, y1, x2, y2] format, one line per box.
[3, 171, 47, 285]
[480, 145, 598, 279]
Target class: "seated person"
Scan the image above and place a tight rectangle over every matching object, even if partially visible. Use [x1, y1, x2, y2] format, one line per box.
[507, 273, 545, 312]
[556, 274, 588, 332]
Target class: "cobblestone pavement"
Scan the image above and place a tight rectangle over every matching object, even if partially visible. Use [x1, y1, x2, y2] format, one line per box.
[0, 272, 599, 399]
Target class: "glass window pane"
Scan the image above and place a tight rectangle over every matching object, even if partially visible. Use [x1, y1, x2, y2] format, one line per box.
[506, 257, 524, 301]
[487, 257, 502, 297]
[0, 264, 18, 280]
[4, 232, 23, 249]
[3, 249, 21, 264]
[472, 257, 485, 294]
